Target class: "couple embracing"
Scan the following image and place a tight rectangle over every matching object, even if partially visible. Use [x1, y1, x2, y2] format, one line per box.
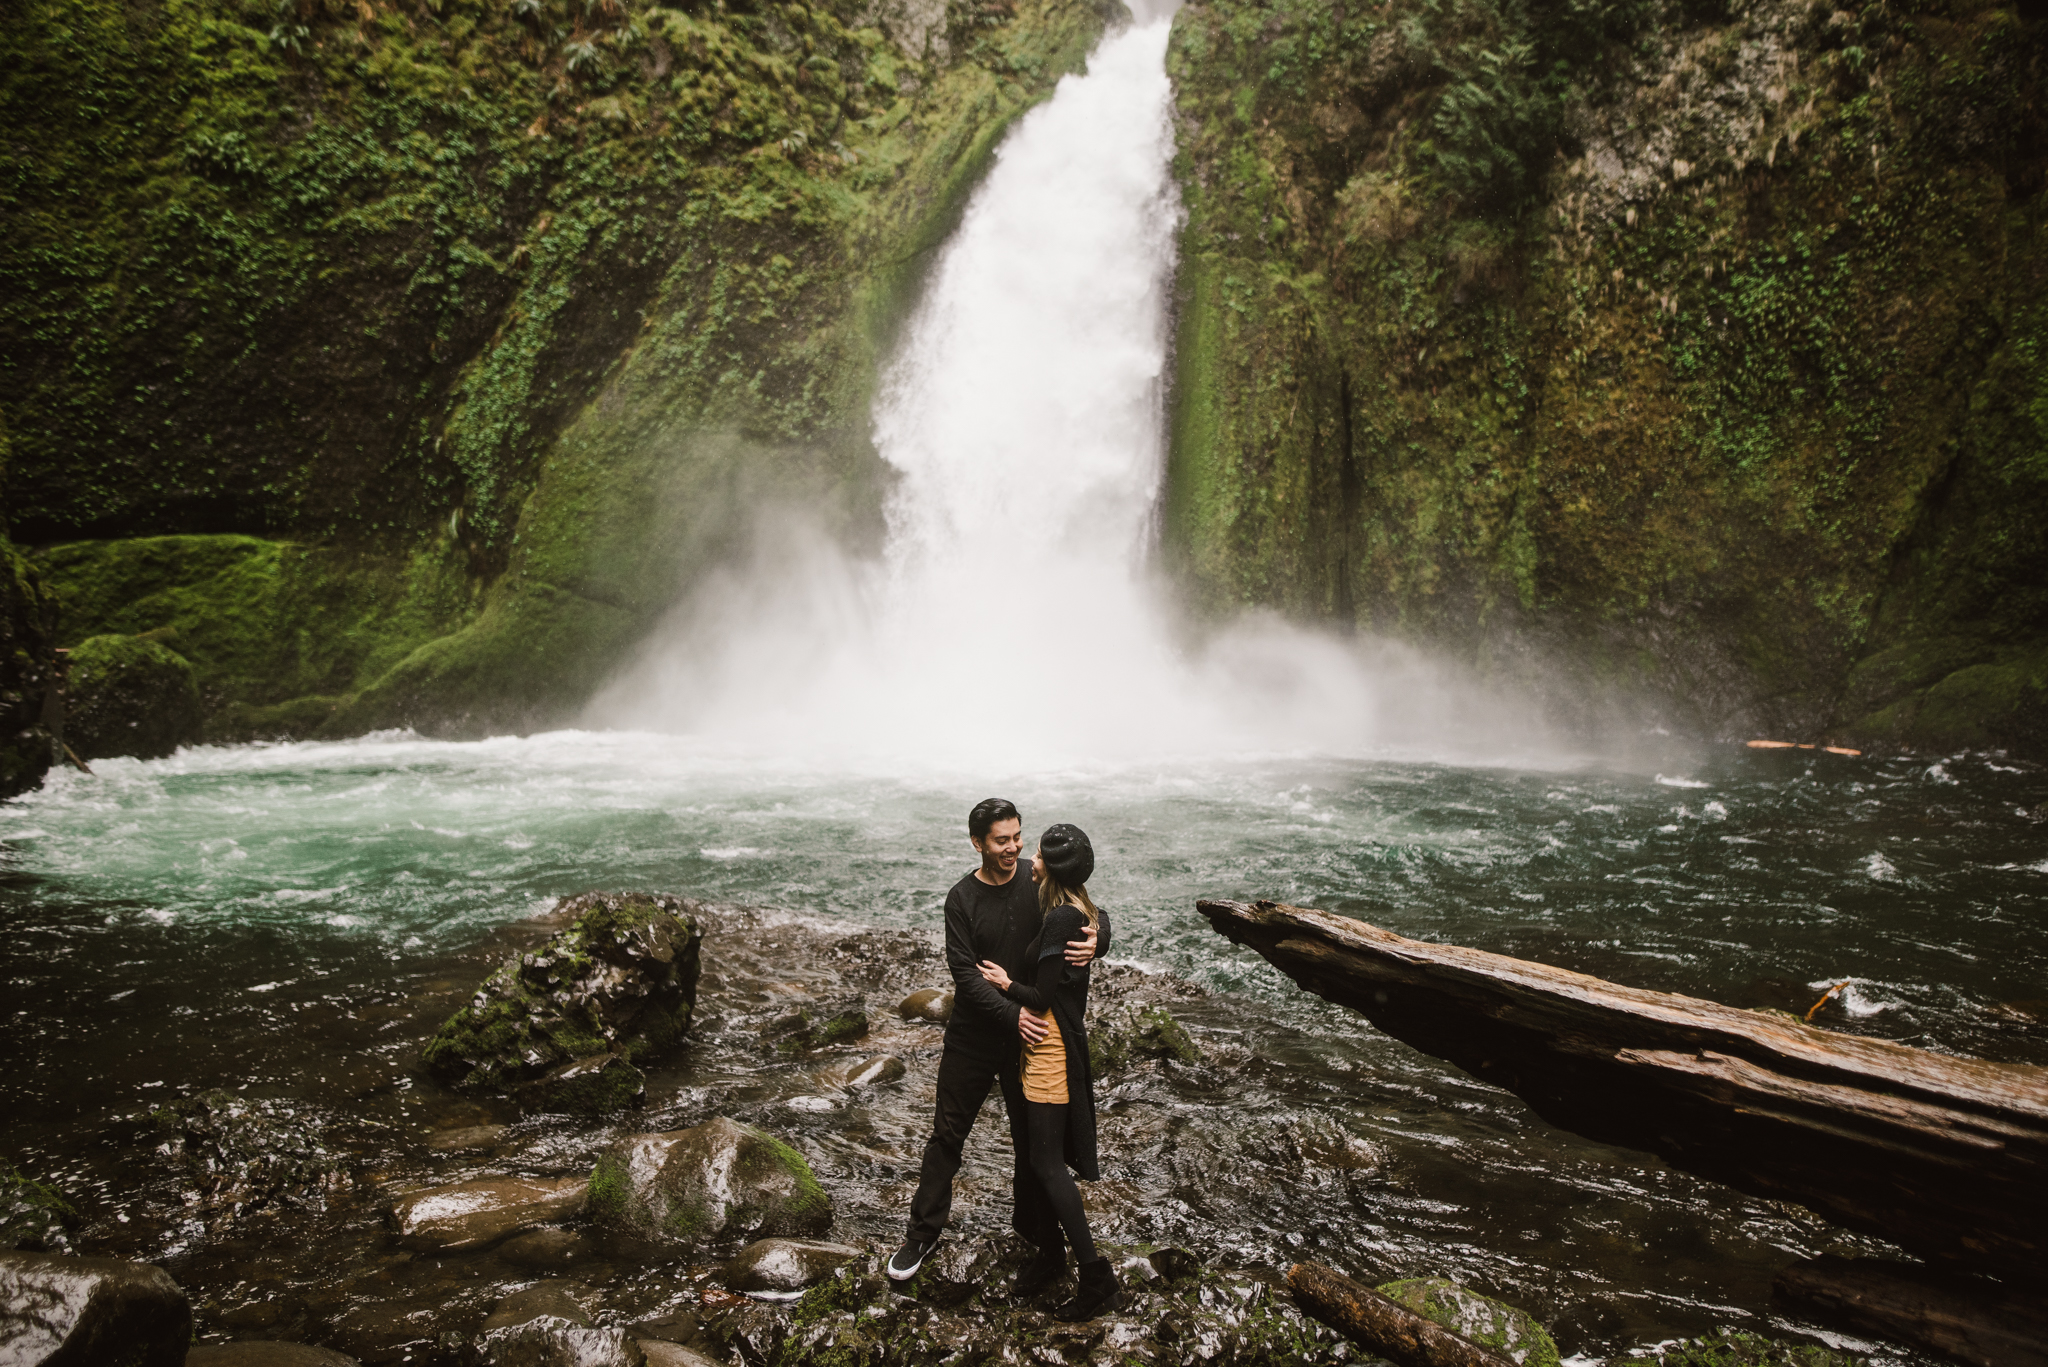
[886, 797, 1121, 1322]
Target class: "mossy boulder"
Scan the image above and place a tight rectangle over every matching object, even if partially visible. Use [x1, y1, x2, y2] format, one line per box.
[589, 1117, 832, 1250]
[517, 1052, 648, 1117]
[0, 1164, 74, 1253]
[422, 891, 702, 1102]
[760, 997, 870, 1057]
[1616, 1328, 1863, 1367]
[64, 633, 202, 761]
[1090, 1003, 1204, 1074]
[1375, 1278, 1559, 1367]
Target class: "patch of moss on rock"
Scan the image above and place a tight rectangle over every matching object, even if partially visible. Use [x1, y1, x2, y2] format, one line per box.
[0, 533, 58, 798]
[590, 1116, 832, 1249]
[1617, 1327, 1863, 1367]
[64, 634, 205, 761]
[423, 890, 702, 1096]
[1164, 0, 2048, 752]
[1377, 1278, 1559, 1367]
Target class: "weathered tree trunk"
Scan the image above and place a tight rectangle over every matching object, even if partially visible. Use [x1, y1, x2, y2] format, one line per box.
[1198, 899, 2048, 1285]
[1289, 1262, 1521, 1367]
[1774, 1257, 2048, 1367]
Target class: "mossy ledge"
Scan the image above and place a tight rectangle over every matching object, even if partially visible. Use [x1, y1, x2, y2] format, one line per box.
[1162, 0, 2048, 753]
[3, 0, 1114, 752]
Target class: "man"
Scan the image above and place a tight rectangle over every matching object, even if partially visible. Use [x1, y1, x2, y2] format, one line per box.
[889, 798, 1103, 1290]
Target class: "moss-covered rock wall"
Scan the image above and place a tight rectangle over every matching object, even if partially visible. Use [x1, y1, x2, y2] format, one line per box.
[3, 0, 1111, 750]
[1163, 0, 2048, 751]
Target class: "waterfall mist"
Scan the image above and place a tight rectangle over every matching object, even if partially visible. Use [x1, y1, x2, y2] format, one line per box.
[586, 13, 1554, 771]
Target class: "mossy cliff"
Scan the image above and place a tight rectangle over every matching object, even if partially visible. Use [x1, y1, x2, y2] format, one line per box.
[1163, 0, 2048, 750]
[2, 0, 1112, 749]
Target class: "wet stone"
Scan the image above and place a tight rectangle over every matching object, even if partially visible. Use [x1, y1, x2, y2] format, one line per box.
[422, 891, 702, 1096]
[915, 1235, 1005, 1308]
[760, 996, 870, 1056]
[426, 1123, 509, 1153]
[483, 1281, 593, 1330]
[499, 1226, 605, 1271]
[185, 1344, 361, 1366]
[1092, 1003, 1204, 1073]
[518, 1052, 648, 1117]
[812, 1054, 907, 1090]
[0, 1250, 192, 1367]
[897, 988, 954, 1023]
[1376, 1278, 1560, 1367]
[588, 1117, 832, 1250]
[387, 1175, 590, 1252]
[152, 1089, 350, 1229]
[720, 1237, 862, 1295]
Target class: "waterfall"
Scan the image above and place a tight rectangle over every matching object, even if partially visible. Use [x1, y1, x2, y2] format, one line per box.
[589, 9, 1526, 769]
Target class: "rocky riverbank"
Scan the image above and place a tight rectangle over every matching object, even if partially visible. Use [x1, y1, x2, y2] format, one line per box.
[1, 896, 1892, 1367]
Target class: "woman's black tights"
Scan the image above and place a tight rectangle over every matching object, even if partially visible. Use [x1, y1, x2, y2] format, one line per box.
[1025, 1101, 1095, 1264]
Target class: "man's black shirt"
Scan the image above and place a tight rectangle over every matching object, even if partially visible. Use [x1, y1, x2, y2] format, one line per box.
[941, 864, 1043, 1050]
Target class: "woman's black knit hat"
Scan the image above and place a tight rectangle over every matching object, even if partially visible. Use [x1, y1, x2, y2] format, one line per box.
[1039, 823, 1094, 887]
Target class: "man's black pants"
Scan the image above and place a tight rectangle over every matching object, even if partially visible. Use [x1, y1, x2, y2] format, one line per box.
[906, 1033, 1062, 1250]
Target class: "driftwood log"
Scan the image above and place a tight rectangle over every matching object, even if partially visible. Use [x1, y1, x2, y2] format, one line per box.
[1198, 899, 2048, 1286]
[1774, 1257, 2048, 1367]
[1289, 1262, 1521, 1367]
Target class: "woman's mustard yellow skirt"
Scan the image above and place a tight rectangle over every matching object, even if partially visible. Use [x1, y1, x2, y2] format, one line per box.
[1021, 1013, 1068, 1103]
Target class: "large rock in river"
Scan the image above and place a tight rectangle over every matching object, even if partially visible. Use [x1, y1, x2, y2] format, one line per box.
[589, 1118, 831, 1249]
[388, 1176, 590, 1252]
[0, 1250, 192, 1367]
[64, 632, 203, 762]
[423, 892, 702, 1100]
[1376, 1278, 1560, 1367]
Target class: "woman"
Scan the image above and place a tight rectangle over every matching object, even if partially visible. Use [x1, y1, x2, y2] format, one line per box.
[977, 822, 1119, 1321]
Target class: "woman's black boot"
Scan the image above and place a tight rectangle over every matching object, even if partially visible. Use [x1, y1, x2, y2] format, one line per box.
[1011, 1242, 1067, 1297]
[1055, 1257, 1121, 1321]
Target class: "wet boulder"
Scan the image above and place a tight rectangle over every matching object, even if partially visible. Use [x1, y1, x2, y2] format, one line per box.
[64, 632, 204, 762]
[422, 892, 702, 1105]
[1376, 1278, 1560, 1367]
[0, 1250, 192, 1367]
[720, 1238, 861, 1295]
[760, 996, 868, 1056]
[897, 988, 953, 1023]
[1090, 1003, 1203, 1073]
[0, 1165, 73, 1253]
[388, 1175, 590, 1252]
[589, 1117, 832, 1249]
[812, 1055, 905, 1090]
[152, 1090, 350, 1229]
[185, 1345, 361, 1366]
[477, 1282, 642, 1367]
[498, 1226, 605, 1271]
[518, 1052, 647, 1117]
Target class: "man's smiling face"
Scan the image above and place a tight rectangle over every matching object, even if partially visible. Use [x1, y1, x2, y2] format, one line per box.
[972, 816, 1023, 876]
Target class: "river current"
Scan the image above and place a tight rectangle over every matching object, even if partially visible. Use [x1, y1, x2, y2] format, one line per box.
[3, 6, 2045, 1361]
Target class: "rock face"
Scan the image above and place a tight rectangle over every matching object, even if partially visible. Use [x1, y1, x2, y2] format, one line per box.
[0, 535, 56, 800]
[1377, 1278, 1561, 1367]
[1163, 0, 2048, 755]
[152, 1090, 350, 1229]
[719, 1239, 862, 1295]
[63, 633, 203, 761]
[423, 893, 702, 1104]
[387, 1176, 590, 1253]
[0, 1165, 72, 1253]
[588, 1118, 832, 1249]
[0, 1250, 192, 1367]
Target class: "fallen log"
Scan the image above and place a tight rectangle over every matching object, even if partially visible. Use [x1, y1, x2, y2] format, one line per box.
[1289, 1262, 1521, 1367]
[1774, 1256, 2048, 1367]
[1198, 899, 2048, 1285]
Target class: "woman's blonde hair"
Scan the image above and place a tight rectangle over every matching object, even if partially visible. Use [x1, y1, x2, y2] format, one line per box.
[1038, 866, 1100, 928]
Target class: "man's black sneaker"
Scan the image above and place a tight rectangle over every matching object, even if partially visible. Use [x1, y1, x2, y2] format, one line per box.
[887, 1236, 939, 1282]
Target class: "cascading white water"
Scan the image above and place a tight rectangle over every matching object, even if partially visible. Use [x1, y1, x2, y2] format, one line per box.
[590, 9, 1540, 769]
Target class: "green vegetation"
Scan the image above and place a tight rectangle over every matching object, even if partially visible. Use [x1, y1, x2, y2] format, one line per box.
[1164, 0, 2048, 750]
[1617, 1328, 1863, 1367]
[1, 1162, 77, 1252]
[1378, 1278, 1561, 1367]
[65, 633, 205, 760]
[0, 535, 58, 797]
[2, 0, 1111, 750]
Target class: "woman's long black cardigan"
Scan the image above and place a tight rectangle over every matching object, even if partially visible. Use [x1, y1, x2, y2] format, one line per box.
[1002, 901, 1105, 1180]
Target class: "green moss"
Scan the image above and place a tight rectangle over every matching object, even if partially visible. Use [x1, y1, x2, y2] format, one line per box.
[1617, 1328, 1862, 1367]
[66, 633, 204, 761]
[1164, 0, 2048, 750]
[0, 534, 57, 798]
[1133, 1005, 1203, 1066]
[1376, 1278, 1559, 1367]
[587, 1153, 631, 1223]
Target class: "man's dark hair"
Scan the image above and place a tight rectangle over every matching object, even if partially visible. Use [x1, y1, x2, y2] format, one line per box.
[968, 797, 1020, 840]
